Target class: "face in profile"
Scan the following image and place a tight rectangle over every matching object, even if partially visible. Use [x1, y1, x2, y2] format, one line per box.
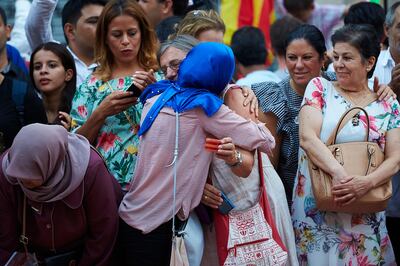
[32, 49, 73, 96]
[160, 46, 188, 80]
[0, 15, 10, 53]
[106, 14, 142, 66]
[387, 6, 400, 58]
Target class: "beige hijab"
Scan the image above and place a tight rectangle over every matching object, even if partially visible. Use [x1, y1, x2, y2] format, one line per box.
[2, 124, 90, 203]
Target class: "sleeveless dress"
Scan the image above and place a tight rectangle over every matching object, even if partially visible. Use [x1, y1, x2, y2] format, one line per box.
[291, 77, 399, 265]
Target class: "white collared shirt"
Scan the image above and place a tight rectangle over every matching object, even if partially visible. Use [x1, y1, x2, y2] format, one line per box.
[236, 70, 281, 87]
[66, 47, 97, 87]
[369, 49, 396, 87]
[26, 0, 95, 87]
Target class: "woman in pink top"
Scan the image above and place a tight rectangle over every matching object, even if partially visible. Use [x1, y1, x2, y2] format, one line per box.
[118, 42, 275, 265]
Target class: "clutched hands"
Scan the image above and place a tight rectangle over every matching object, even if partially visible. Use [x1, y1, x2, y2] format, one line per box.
[332, 175, 373, 206]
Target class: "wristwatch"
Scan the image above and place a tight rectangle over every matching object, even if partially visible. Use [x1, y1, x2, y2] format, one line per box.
[226, 151, 243, 167]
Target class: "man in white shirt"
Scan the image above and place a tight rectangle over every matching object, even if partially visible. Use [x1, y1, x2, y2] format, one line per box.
[25, 0, 107, 86]
[231, 26, 280, 87]
[372, 2, 400, 93]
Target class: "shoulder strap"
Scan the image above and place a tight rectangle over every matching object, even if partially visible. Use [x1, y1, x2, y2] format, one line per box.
[11, 79, 28, 126]
[170, 111, 180, 237]
[20, 195, 29, 253]
[326, 93, 377, 145]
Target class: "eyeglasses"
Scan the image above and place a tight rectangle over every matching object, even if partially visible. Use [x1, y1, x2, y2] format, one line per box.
[161, 59, 182, 76]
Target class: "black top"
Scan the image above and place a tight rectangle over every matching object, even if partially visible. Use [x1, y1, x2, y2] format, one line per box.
[0, 76, 47, 151]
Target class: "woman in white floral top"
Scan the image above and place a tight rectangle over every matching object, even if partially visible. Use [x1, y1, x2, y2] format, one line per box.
[70, 0, 158, 190]
[292, 24, 400, 265]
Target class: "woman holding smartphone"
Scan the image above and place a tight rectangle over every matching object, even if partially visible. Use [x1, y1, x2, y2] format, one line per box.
[69, 0, 158, 190]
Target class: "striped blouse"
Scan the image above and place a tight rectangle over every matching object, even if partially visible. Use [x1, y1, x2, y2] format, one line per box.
[252, 72, 336, 205]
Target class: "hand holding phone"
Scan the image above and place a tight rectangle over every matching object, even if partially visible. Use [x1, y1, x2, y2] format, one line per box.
[126, 83, 142, 97]
[218, 191, 235, 215]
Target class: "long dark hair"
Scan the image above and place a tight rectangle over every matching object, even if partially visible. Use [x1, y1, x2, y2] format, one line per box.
[30, 42, 76, 114]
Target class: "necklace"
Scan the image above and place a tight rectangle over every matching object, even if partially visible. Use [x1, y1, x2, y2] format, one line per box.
[335, 84, 372, 106]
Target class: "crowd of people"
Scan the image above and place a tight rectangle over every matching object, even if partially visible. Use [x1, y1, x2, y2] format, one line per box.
[0, 0, 399, 265]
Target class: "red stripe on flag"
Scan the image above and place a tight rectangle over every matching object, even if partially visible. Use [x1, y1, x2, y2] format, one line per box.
[238, 0, 254, 27]
[258, 0, 274, 49]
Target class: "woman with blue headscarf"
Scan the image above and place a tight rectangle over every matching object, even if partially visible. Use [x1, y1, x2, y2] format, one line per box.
[118, 42, 275, 265]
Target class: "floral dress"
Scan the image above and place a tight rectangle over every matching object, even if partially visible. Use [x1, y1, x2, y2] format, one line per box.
[70, 75, 142, 190]
[292, 77, 399, 265]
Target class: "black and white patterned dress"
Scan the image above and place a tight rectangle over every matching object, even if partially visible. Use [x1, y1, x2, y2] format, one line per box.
[252, 72, 336, 206]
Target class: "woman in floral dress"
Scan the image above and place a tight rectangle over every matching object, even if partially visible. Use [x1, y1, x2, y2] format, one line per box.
[70, 0, 158, 190]
[292, 24, 399, 265]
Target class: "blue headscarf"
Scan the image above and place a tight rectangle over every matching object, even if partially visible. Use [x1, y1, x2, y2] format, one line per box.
[138, 42, 235, 136]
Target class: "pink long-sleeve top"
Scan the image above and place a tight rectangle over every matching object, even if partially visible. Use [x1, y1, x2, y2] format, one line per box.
[119, 95, 275, 233]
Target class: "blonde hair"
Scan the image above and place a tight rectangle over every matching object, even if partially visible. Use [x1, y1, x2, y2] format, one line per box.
[171, 10, 225, 40]
[94, 0, 158, 81]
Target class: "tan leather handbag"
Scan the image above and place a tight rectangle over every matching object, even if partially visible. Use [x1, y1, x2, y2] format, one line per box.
[308, 105, 392, 213]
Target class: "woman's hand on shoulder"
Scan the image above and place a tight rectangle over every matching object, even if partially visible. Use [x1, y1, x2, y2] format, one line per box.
[229, 84, 259, 117]
[132, 69, 156, 91]
[373, 77, 397, 101]
[331, 175, 373, 206]
[96, 91, 137, 118]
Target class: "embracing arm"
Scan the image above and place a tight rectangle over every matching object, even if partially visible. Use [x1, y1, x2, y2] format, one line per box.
[222, 88, 256, 177]
[199, 104, 275, 155]
[258, 111, 281, 169]
[201, 89, 257, 208]
[299, 105, 348, 184]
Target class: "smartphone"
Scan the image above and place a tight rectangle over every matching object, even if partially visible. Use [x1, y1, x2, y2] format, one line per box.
[126, 83, 142, 97]
[218, 191, 235, 215]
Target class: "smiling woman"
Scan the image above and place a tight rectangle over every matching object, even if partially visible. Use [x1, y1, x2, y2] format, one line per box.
[291, 24, 399, 265]
[253, 24, 332, 206]
[69, 0, 158, 190]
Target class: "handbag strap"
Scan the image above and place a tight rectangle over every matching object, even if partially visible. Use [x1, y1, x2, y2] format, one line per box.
[326, 94, 377, 145]
[257, 150, 265, 189]
[170, 111, 180, 237]
[256, 151, 287, 252]
[20, 195, 29, 253]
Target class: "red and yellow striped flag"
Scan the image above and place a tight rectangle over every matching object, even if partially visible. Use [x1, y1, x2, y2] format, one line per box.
[221, 0, 276, 63]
